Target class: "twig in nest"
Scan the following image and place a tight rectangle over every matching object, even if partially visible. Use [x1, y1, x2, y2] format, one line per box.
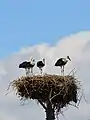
[82, 92, 88, 104]
[38, 99, 47, 110]
[5, 80, 15, 96]
[77, 90, 88, 107]
[68, 68, 76, 76]
[77, 92, 83, 107]
[23, 84, 30, 96]
[56, 110, 67, 120]
[68, 103, 78, 109]
[49, 88, 52, 99]
[50, 92, 61, 101]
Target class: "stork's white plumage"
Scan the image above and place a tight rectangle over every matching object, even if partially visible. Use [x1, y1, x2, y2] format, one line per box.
[37, 58, 45, 75]
[30, 57, 35, 75]
[55, 56, 71, 76]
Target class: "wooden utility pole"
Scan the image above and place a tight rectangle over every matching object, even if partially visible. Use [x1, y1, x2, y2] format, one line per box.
[46, 100, 55, 120]
[38, 99, 55, 120]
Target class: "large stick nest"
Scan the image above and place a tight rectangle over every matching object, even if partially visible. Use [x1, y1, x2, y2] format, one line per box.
[11, 74, 80, 110]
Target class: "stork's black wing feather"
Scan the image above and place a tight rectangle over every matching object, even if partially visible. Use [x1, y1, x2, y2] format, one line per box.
[55, 58, 62, 66]
[27, 62, 35, 68]
[19, 61, 28, 68]
[37, 61, 44, 67]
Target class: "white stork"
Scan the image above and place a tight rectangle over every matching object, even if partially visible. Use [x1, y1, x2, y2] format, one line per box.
[55, 56, 71, 76]
[19, 57, 35, 76]
[37, 58, 45, 75]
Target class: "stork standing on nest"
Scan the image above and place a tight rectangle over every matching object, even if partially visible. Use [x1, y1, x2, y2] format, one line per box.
[55, 56, 71, 76]
[19, 57, 35, 76]
[37, 58, 45, 75]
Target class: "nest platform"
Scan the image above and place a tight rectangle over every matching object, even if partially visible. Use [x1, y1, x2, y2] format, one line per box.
[11, 74, 79, 110]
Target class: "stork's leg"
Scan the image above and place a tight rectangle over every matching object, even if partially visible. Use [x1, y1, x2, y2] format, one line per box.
[25, 68, 28, 76]
[41, 68, 42, 75]
[61, 66, 62, 76]
[26, 68, 31, 76]
[31, 68, 33, 75]
[39, 68, 41, 75]
[28, 68, 30, 75]
[40, 68, 42, 75]
[62, 66, 64, 76]
[28, 68, 30, 76]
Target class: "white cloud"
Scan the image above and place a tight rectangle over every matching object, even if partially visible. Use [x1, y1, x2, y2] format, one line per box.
[0, 31, 90, 120]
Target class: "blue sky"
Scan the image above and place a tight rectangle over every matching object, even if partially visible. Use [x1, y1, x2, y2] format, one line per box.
[0, 0, 90, 58]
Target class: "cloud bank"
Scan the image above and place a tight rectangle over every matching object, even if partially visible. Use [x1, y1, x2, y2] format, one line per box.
[0, 31, 90, 120]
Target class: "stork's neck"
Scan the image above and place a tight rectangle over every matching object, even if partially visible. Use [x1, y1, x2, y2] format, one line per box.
[62, 58, 68, 62]
[31, 58, 35, 65]
[43, 59, 45, 64]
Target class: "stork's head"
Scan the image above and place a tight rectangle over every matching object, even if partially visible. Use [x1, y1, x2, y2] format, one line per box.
[67, 56, 71, 61]
[32, 57, 35, 62]
[30, 57, 35, 64]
